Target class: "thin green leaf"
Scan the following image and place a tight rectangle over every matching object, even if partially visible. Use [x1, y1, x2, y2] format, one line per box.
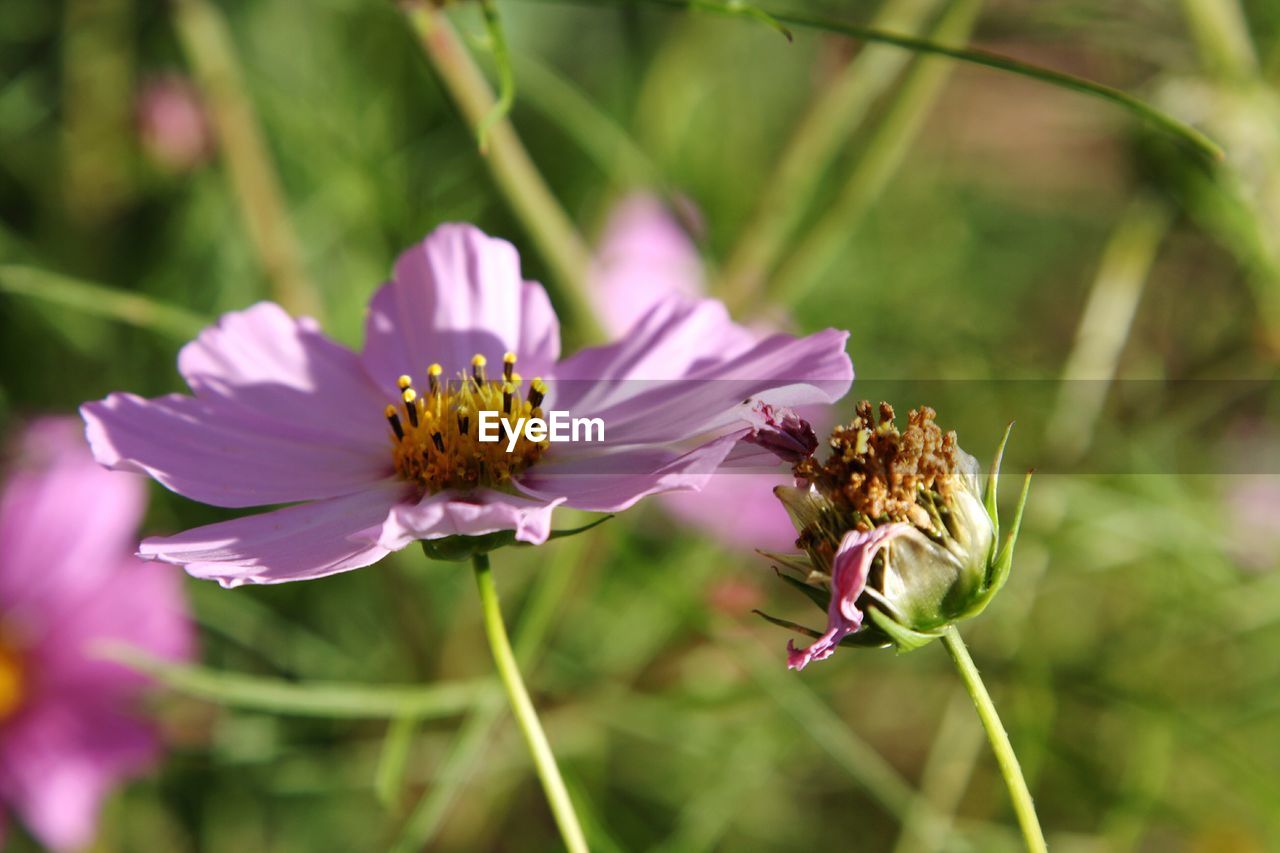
[990, 469, 1034, 593]
[0, 264, 205, 339]
[525, 0, 1223, 161]
[375, 716, 420, 811]
[102, 644, 484, 719]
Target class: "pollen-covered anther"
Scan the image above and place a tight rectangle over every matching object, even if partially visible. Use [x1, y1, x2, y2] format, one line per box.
[383, 353, 550, 492]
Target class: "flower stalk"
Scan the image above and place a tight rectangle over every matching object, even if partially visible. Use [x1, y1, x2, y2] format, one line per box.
[470, 552, 588, 853]
[940, 625, 1047, 853]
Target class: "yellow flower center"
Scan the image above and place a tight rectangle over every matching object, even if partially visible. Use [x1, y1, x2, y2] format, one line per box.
[384, 352, 550, 492]
[0, 637, 25, 723]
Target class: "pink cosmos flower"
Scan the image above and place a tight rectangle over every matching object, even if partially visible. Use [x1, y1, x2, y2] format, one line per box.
[0, 418, 192, 850]
[136, 74, 212, 174]
[81, 223, 852, 586]
[591, 195, 837, 552]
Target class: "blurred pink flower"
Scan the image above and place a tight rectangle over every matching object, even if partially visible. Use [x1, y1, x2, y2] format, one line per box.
[0, 418, 193, 850]
[136, 75, 212, 173]
[82, 223, 852, 585]
[591, 195, 839, 552]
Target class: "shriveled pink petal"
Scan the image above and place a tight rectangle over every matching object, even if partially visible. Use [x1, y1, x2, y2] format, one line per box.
[361, 224, 561, 389]
[138, 483, 406, 586]
[372, 490, 565, 549]
[0, 418, 146, 620]
[591, 194, 706, 338]
[787, 523, 912, 671]
[516, 431, 746, 513]
[178, 302, 389, 446]
[82, 392, 389, 508]
[0, 698, 157, 852]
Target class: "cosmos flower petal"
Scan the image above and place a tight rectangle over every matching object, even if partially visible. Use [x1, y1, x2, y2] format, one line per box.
[33, 557, 194, 696]
[81, 392, 390, 508]
[0, 419, 146, 614]
[591, 194, 707, 338]
[138, 483, 405, 586]
[516, 431, 746, 513]
[371, 489, 565, 549]
[0, 700, 159, 852]
[178, 301, 390, 446]
[657, 472, 803, 552]
[787, 523, 912, 671]
[361, 224, 561, 387]
[555, 326, 852, 448]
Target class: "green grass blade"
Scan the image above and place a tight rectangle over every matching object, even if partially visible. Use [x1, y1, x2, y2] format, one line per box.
[103, 644, 485, 719]
[525, 0, 1223, 161]
[0, 264, 206, 340]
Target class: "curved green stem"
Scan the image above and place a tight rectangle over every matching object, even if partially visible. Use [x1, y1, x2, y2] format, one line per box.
[940, 625, 1047, 853]
[471, 552, 588, 853]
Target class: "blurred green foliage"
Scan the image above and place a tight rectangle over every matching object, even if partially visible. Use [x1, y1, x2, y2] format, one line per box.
[2, 0, 1279, 850]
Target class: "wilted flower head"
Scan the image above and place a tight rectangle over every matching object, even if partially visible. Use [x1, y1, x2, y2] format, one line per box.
[762, 402, 1030, 669]
[0, 418, 193, 849]
[83, 223, 853, 585]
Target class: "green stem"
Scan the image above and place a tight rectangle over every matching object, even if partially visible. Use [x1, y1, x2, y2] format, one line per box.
[471, 552, 589, 853]
[940, 626, 1047, 853]
[173, 0, 321, 320]
[403, 3, 601, 345]
[515, 0, 1223, 162]
[719, 0, 945, 310]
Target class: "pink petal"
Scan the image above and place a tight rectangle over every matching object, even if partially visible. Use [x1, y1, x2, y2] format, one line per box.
[138, 483, 406, 586]
[553, 325, 852, 448]
[33, 555, 194, 696]
[0, 418, 146, 618]
[372, 489, 565, 549]
[360, 224, 561, 390]
[657, 472, 801, 553]
[591, 194, 706, 338]
[0, 697, 157, 851]
[82, 392, 389, 508]
[178, 302, 390, 446]
[787, 524, 912, 671]
[516, 431, 745, 513]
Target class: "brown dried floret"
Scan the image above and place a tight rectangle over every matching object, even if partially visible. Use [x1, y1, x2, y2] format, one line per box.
[794, 401, 960, 528]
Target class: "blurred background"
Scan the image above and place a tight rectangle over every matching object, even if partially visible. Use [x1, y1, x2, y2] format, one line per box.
[2, 0, 1279, 849]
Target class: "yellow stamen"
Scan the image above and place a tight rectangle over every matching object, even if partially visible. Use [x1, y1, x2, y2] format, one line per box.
[0, 639, 25, 723]
[382, 358, 550, 492]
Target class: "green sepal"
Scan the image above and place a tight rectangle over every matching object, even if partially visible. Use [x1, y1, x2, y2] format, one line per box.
[868, 605, 943, 653]
[961, 468, 1033, 619]
[419, 515, 613, 562]
[984, 421, 1015, 545]
[772, 568, 832, 611]
[752, 609, 823, 640]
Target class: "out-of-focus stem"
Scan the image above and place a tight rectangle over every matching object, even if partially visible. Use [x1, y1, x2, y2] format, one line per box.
[1045, 197, 1173, 459]
[767, 0, 983, 306]
[719, 0, 944, 312]
[173, 0, 320, 319]
[940, 626, 1047, 853]
[403, 3, 599, 343]
[1180, 0, 1258, 80]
